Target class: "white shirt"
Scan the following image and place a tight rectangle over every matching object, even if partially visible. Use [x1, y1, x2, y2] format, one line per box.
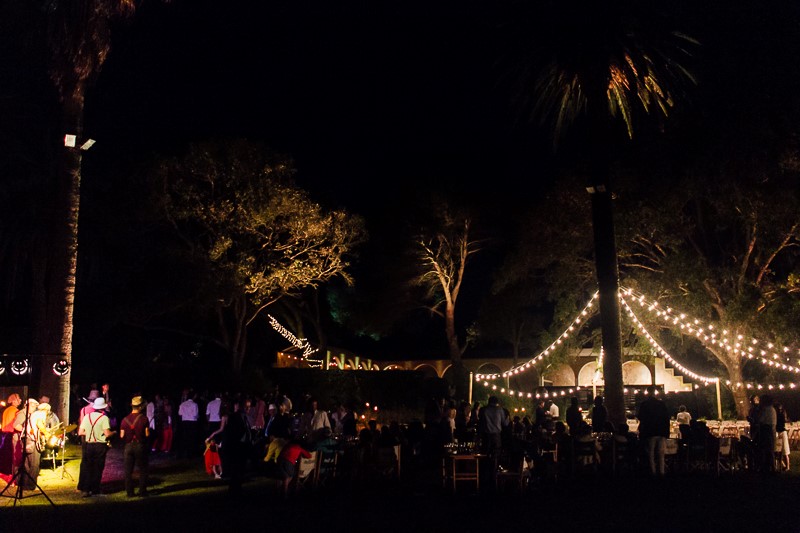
[178, 399, 199, 422]
[549, 403, 560, 419]
[206, 397, 222, 423]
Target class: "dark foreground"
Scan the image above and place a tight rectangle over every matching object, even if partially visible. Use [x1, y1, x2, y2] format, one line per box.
[1, 445, 799, 533]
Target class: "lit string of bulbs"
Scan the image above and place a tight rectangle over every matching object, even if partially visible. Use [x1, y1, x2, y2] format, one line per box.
[619, 287, 800, 375]
[618, 293, 718, 384]
[267, 314, 322, 368]
[474, 292, 599, 381]
[478, 379, 681, 401]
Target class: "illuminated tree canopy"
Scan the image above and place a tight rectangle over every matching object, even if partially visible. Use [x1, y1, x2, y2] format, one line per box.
[156, 139, 367, 373]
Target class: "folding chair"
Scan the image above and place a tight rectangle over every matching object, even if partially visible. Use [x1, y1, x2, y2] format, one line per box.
[314, 448, 339, 488]
[294, 451, 317, 491]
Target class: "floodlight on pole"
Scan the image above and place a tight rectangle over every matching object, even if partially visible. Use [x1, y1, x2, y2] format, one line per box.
[80, 139, 96, 151]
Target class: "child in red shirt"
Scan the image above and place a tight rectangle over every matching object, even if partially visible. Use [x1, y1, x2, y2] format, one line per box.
[277, 439, 312, 496]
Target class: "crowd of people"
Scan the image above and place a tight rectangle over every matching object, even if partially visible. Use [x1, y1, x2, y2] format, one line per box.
[0, 383, 795, 499]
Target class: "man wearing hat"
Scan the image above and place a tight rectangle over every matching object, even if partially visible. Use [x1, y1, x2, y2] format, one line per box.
[77, 396, 115, 497]
[120, 396, 150, 497]
[12, 398, 41, 489]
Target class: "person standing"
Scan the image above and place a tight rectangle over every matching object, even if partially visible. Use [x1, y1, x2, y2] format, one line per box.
[205, 392, 222, 435]
[178, 393, 200, 458]
[14, 399, 43, 490]
[479, 396, 510, 459]
[636, 386, 671, 478]
[548, 399, 560, 421]
[590, 396, 608, 433]
[566, 396, 582, 432]
[775, 402, 790, 471]
[120, 396, 150, 497]
[221, 398, 251, 495]
[0, 393, 22, 482]
[78, 397, 115, 497]
[756, 394, 777, 473]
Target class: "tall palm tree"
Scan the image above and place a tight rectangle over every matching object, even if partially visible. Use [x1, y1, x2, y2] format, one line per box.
[36, 1, 141, 424]
[500, 0, 697, 424]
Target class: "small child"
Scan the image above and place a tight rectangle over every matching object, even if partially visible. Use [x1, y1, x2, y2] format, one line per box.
[277, 439, 312, 496]
[204, 438, 222, 479]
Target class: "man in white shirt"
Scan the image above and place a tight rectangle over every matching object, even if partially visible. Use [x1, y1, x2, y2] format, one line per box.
[178, 393, 199, 458]
[548, 400, 560, 420]
[205, 393, 222, 434]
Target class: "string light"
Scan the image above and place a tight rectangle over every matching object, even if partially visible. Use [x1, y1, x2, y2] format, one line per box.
[619, 287, 800, 375]
[475, 292, 599, 381]
[268, 314, 323, 368]
[619, 294, 718, 384]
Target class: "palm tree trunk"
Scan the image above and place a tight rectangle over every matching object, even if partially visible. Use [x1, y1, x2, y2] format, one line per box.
[590, 186, 625, 426]
[587, 101, 625, 426]
[34, 92, 83, 425]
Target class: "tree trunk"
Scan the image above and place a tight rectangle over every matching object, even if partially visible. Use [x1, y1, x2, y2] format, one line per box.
[445, 303, 468, 401]
[591, 187, 625, 425]
[33, 91, 84, 425]
[715, 349, 749, 419]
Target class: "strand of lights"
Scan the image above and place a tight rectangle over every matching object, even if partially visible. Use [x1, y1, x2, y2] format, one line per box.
[619, 294, 718, 384]
[478, 380, 696, 402]
[475, 292, 599, 381]
[619, 287, 800, 375]
[267, 314, 322, 368]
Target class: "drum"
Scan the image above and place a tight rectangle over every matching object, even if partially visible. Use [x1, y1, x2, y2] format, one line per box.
[45, 433, 65, 451]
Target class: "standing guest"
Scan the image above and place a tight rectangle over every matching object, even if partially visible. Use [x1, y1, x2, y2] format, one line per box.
[590, 396, 609, 434]
[775, 402, 791, 471]
[119, 396, 150, 497]
[299, 397, 331, 443]
[178, 393, 200, 458]
[79, 389, 99, 427]
[250, 393, 267, 438]
[19, 400, 48, 490]
[454, 401, 472, 442]
[676, 405, 692, 426]
[205, 392, 223, 435]
[566, 397, 582, 433]
[339, 403, 358, 439]
[38, 395, 61, 435]
[534, 399, 548, 429]
[159, 396, 174, 453]
[636, 386, 671, 478]
[479, 396, 510, 459]
[77, 397, 115, 497]
[101, 383, 117, 431]
[221, 398, 251, 495]
[548, 399, 560, 421]
[468, 401, 481, 432]
[756, 394, 777, 473]
[12, 399, 40, 490]
[264, 402, 292, 463]
[0, 393, 22, 482]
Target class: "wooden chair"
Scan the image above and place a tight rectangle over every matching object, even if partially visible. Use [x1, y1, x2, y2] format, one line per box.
[715, 437, 736, 475]
[494, 451, 529, 492]
[314, 448, 339, 488]
[571, 436, 599, 477]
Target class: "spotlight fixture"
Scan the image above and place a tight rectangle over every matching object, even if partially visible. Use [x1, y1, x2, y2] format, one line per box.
[52, 359, 71, 376]
[10, 358, 30, 376]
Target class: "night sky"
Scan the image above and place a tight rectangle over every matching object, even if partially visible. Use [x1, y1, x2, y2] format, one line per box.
[3, 0, 800, 385]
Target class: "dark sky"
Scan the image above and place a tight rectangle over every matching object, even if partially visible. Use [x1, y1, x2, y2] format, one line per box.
[6, 0, 797, 376]
[89, 0, 555, 221]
